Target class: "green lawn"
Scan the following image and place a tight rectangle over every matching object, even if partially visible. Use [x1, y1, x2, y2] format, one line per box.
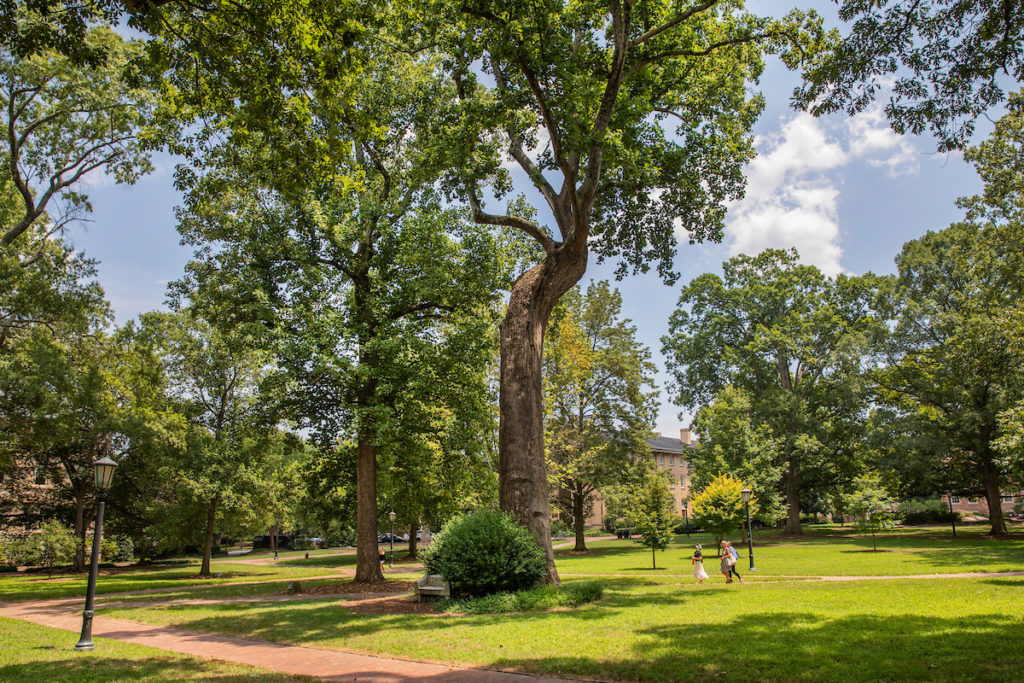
[0, 616, 306, 681]
[100, 576, 1024, 681]
[5, 529, 1024, 681]
[556, 527, 1024, 577]
[0, 560, 341, 602]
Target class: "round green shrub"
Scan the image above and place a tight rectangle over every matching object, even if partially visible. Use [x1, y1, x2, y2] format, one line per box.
[421, 510, 546, 597]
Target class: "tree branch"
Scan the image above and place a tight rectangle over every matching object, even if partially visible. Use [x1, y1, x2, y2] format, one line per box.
[466, 184, 556, 254]
[628, 1, 720, 48]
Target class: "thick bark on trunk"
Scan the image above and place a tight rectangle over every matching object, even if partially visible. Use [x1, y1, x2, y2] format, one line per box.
[73, 485, 87, 572]
[981, 449, 1008, 535]
[498, 250, 587, 585]
[199, 496, 218, 577]
[407, 523, 417, 559]
[572, 485, 587, 552]
[354, 429, 384, 583]
[784, 463, 802, 535]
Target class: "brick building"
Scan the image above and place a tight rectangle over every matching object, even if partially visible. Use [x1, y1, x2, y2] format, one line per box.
[585, 428, 696, 527]
[944, 492, 1022, 519]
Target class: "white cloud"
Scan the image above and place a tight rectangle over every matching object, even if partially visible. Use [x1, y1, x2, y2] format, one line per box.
[726, 113, 847, 276]
[846, 107, 917, 175]
[723, 107, 918, 276]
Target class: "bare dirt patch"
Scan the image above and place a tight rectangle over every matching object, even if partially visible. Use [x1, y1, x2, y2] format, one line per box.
[297, 580, 438, 615]
[343, 594, 438, 615]
[302, 580, 414, 596]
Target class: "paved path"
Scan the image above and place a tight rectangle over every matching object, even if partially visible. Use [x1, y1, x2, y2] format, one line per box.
[0, 598, 579, 682]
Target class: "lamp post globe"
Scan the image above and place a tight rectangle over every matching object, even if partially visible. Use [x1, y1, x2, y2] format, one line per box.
[741, 488, 756, 572]
[75, 457, 118, 650]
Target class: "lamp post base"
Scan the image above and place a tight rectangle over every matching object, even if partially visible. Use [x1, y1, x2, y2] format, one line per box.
[75, 610, 95, 650]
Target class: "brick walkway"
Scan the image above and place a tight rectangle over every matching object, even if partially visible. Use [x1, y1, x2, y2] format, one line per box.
[0, 598, 579, 682]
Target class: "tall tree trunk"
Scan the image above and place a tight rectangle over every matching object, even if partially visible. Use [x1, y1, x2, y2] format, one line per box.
[73, 483, 87, 572]
[572, 483, 587, 552]
[199, 495, 219, 577]
[784, 462, 802, 535]
[981, 447, 1008, 535]
[407, 523, 417, 559]
[498, 249, 587, 585]
[270, 524, 277, 556]
[354, 427, 383, 583]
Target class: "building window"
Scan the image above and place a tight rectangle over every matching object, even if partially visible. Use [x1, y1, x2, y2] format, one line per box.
[968, 498, 978, 503]
[680, 474, 685, 486]
[1001, 495, 1014, 503]
[950, 496, 960, 504]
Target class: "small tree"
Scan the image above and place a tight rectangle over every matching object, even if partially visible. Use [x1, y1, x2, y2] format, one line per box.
[691, 474, 754, 554]
[32, 520, 78, 577]
[845, 473, 897, 552]
[625, 470, 675, 570]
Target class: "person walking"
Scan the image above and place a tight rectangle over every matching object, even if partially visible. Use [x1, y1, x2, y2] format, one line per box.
[692, 544, 708, 584]
[719, 541, 733, 582]
[726, 541, 742, 583]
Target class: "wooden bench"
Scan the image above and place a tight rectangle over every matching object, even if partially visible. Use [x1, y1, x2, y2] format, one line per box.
[414, 574, 450, 602]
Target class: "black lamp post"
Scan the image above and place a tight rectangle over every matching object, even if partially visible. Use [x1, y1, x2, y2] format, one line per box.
[388, 510, 396, 568]
[948, 495, 957, 537]
[741, 487, 756, 572]
[683, 505, 690, 537]
[74, 456, 117, 651]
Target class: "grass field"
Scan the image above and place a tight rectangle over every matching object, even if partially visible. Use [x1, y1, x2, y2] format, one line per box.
[0, 616, 305, 681]
[98, 575, 1024, 681]
[3, 526, 1023, 681]
[557, 526, 1024, 577]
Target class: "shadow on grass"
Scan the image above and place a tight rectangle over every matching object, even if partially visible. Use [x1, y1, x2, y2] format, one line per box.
[130, 593, 1024, 682]
[0, 655, 296, 682]
[485, 612, 1024, 682]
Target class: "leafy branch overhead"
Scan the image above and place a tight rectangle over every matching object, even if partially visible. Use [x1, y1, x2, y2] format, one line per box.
[437, 0, 831, 282]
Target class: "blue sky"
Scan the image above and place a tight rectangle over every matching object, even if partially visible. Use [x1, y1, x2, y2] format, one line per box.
[69, 3, 987, 438]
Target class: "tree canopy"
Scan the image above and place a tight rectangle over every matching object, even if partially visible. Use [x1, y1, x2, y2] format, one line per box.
[662, 248, 882, 533]
[796, 0, 1024, 151]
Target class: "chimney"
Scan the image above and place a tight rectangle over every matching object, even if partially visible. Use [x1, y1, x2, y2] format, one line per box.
[679, 428, 692, 446]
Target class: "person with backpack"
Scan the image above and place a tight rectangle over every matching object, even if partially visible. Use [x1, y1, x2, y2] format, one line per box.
[726, 541, 742, 583]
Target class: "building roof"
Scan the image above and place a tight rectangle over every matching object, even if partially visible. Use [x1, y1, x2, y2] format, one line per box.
[647, 436, 687, 454]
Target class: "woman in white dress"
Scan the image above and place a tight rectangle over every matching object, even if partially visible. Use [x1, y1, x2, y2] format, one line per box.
[692, 544, 709, 583]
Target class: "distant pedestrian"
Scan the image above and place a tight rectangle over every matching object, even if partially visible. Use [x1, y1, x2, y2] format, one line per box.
[378, 546, 386, 572]
[692, 544, 708, 584]
[726, 541, 742, 583]
[720, 541, 733, 582]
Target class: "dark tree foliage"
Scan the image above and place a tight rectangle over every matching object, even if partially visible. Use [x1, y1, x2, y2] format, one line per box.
[796, 0, 1024, 151]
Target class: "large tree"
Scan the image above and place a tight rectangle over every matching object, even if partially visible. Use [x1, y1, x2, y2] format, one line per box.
[145, 309, 277, 577]
[543, 281, 656, 551]
[429, 0, 828, 581]
[875, 95, 1024, 535]
[662, 249, 881, 534]
[172, 42, 513, 582]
